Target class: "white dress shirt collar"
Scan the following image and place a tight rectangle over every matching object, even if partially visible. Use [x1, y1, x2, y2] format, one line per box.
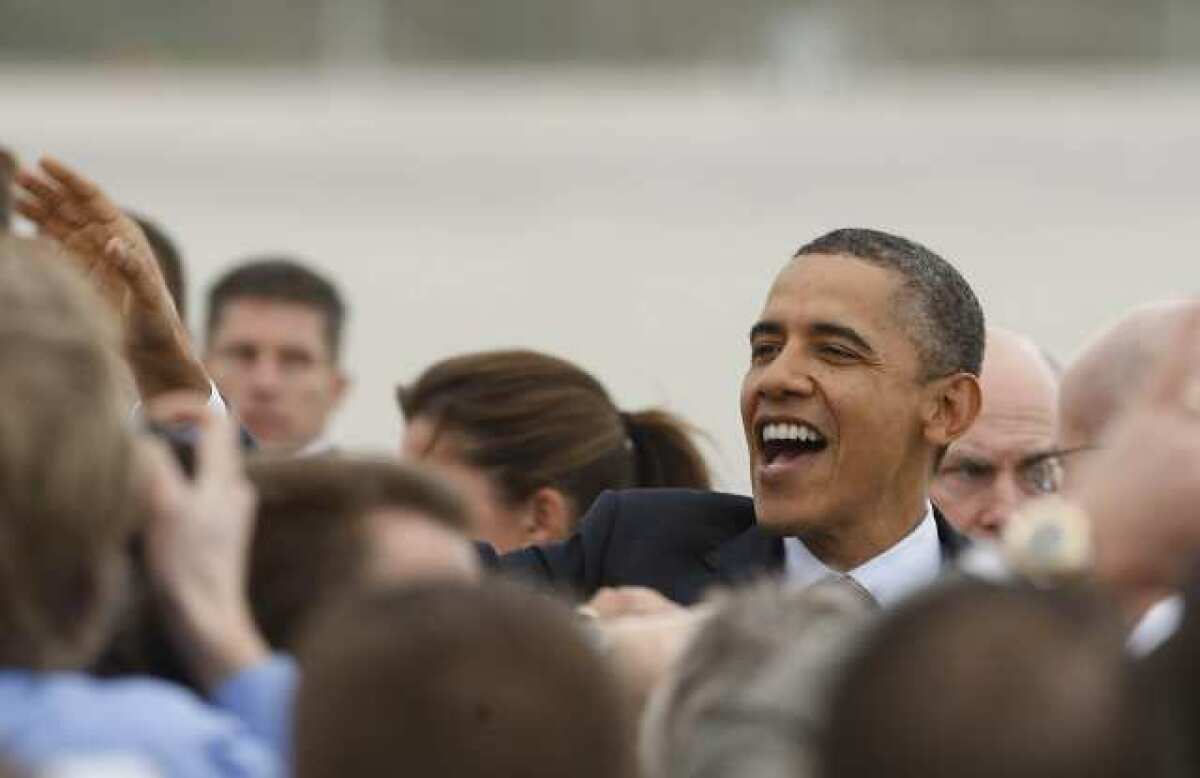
[783, 503, 941, 608]
[297, 434, 336, 457]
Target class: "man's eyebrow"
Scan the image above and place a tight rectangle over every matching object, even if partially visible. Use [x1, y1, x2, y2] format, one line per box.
[749, 321, 785, 341]
[942, 452, 993, 467]
[809, 321, 875, 355]
[1020, 447, 1079, 466]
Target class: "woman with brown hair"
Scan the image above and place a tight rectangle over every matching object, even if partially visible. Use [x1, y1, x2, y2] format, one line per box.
[398, 350, 711, 552]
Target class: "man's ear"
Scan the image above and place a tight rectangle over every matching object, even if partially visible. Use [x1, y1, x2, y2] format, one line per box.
[520, 487, 575, 546]
[923, 372, 982, 448]
[330, 370, 351, 408]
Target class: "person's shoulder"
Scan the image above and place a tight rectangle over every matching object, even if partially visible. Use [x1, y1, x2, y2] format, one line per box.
[2, 672, 250, 748]
[0, 671, 279, 775]
[16, 672, 224, 731]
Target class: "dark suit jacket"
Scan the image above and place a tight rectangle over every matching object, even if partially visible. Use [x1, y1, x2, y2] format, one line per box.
[483, 488, 970, 606]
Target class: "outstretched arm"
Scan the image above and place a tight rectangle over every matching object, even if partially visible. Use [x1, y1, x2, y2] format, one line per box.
[14, 157, 209, 400]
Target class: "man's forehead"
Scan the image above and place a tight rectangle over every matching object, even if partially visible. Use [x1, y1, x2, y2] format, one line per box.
[212, 298, 331, 345]
[956, 407, 1058, 459]
[217, 296, 328, 323]
[757, 253, 905, 331]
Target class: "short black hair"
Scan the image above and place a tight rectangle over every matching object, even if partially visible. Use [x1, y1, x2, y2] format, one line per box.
[206, 257, 345, 358]
[130, 214, 187, 323]
[795, 228, 985, 380]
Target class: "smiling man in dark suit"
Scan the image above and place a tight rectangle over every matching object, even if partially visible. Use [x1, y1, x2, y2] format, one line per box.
[489, 228, 984, 606]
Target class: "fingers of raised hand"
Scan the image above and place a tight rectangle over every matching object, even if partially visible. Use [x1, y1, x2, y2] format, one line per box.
[15, 159, 121, 228]
[195, 407, 250, 491]
[40, 156, 102, 199]
[136, 437, 191, 524]
[15, 167, 61, 205]
[14, 170, 63, 226]
[41, 157, 123, 221]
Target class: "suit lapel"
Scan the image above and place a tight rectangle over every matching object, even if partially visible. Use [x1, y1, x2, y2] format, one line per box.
[710, 506, 968, 586]
[709, 524, 785, 586]
[933, 507, 971, 562]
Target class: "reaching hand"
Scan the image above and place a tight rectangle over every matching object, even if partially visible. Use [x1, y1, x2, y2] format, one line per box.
[584, 586, 686, 620]
[139, 393, 268, 691]
[14, 157, 208, 398]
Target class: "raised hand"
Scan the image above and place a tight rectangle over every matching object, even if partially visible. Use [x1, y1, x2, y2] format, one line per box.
[14, 157, 209, 398]
[139, 393, 268, 690]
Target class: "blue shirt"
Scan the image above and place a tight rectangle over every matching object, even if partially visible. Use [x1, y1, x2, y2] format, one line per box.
[0, 656, 295, 778]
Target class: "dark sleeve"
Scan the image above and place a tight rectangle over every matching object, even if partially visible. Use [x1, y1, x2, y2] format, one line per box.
[479, 490, 623, 601]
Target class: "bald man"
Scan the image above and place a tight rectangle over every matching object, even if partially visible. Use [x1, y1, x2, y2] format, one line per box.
[1056, 301, 1200, 654]
[932, 328, 1060, 537]
[1059, 302, 1197, 483]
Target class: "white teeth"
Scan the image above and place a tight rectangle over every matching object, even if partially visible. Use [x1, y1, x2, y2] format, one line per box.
[761, 422, 824, 444]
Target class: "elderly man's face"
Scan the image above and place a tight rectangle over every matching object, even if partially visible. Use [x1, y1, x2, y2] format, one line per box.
[932, 332, 1060, 537]
[740, 255, 938, 546]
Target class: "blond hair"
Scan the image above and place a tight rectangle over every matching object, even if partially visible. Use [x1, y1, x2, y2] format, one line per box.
[0, 235, 137, 668]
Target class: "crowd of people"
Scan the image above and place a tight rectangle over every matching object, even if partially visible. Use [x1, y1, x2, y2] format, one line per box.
[1, 147, 1199, 778]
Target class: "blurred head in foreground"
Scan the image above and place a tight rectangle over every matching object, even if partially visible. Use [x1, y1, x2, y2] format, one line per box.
[642, 581, 874, 778]
[98, 455, 479, 682]
[399, 349, 711, 552]
[296, 581, 634, 778]
[0, 235, 135, 670]
[932, 327, 1060, 537]
[1058, 301, 1200, 491]
[248, 455, 479, 650]
[205, 257, 349, 455]
[820, 581, 1156, 778]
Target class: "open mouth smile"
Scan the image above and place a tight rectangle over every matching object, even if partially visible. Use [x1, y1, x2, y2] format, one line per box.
[757, 420, 829, 474]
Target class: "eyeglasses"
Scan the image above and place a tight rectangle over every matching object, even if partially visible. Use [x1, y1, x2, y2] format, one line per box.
[936, 447, 1095, 499]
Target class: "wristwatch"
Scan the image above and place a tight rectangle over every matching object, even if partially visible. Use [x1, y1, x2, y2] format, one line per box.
[1001, 496, 1094, 585]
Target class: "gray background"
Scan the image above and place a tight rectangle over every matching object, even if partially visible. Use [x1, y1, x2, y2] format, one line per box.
[3, 1, 1198, 491]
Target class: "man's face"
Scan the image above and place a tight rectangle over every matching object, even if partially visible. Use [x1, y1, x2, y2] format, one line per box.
[740, 254, 935, 544]
[206, 298, 347, 454]
[932, 334, 1059, 537]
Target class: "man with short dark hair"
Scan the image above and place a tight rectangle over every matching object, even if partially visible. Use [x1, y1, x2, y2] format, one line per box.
[205, 258, 349, 454]
[493, 228, 983, 606]
[295, 582, 635, 778]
